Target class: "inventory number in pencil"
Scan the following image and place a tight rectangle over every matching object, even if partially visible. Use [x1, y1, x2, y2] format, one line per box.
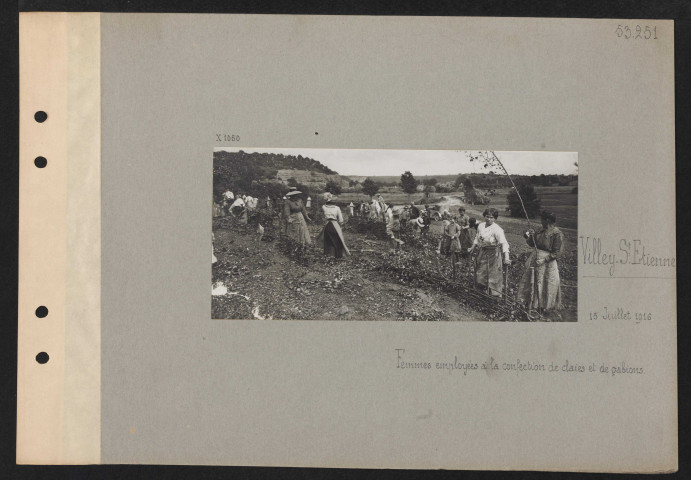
[616, 25, 657, 40]
[216, 134, 240, 142]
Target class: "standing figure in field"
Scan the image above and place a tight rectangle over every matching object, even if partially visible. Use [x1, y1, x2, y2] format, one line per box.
[443, 215, 463, 262]
[416, 210, 431, 236]
[305, 196, 312, 209]
[437, 210, 451, 255]
[384, 203, 393, 227]
[399, 206, 410, 228]
[347, 202, 355, 217]
[361, 201, 369, 218]
[468, 208, 510, 297]
[409, 202, 420, 221]
[391, 210, 402, 247]
[279, 195, 288, 237]
[316, 192, 350, 259]
[283, 190, 312, 247]
[385, 204, 403, 251]
[458, 207, 473, 255]
[517, 210, 564, 315]
[468, 217, 478, 243]
[370, 197, 380, 220]
[377, 194, 387, 221]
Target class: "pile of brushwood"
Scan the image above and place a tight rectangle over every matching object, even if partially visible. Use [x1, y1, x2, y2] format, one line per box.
[358, 248, 537, 321]
[216, 212, 568, 322]
[338, 220, 544, 321]
[344, 216, 388, 239]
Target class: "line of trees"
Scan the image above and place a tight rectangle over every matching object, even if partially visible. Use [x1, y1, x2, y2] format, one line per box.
[362, 178, 380, 197]
[213, 149, 570, 219]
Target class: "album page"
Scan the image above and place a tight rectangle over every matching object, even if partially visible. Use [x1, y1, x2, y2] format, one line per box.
[17, 13, 676, 471]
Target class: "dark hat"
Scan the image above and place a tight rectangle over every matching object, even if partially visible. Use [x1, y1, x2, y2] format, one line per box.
[541, 210, 557, 223]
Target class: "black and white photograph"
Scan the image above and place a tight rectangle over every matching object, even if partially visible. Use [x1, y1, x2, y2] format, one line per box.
[14, 9, 678, 472]
[212, 148, 578, 321]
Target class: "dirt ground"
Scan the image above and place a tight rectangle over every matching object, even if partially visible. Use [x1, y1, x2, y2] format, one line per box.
[212, 197, 577, 322]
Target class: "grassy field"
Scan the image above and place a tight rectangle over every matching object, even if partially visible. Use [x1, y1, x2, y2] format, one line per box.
[335, 191, 430, 205]
[335, 186, 577, 230]
[478, 186, 577, 230]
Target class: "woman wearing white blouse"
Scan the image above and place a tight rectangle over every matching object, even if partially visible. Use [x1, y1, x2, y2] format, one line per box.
[316, 192, 351, 258]
[468, 208, 511, 297]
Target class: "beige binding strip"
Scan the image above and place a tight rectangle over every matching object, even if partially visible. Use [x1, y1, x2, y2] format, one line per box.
[18, 12, 101, 464]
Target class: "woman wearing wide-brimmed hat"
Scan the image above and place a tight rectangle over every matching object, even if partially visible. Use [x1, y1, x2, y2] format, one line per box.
[517, 210, 564, 314]
[283, 190, 312, 246]
[316, 192, 350, 258]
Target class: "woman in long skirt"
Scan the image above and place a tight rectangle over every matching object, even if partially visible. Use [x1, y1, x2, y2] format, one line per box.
[468, 208, 510, 297]
[369, 198, 380, 220]
[517, 210, 564, 314]
[283, 190, 312, 246]
[383, 204, 403, 251]
[445, 216, 463, 261]
[437, 210, 452, 255]
[316, 192, 350, 258]
[458, 207, 473, 254]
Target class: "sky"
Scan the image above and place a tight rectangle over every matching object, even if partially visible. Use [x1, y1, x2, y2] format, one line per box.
[215, 147, 578, 177]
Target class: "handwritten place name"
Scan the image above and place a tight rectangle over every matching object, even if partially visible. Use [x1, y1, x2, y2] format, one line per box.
[579, 237, 676, 276]
[395, 349, 644, 377]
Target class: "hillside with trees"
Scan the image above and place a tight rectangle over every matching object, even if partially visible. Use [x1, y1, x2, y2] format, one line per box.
[213, 150, 344, 200]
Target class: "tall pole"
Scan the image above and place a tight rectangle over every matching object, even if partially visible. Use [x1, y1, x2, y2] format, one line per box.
[489, 151, 534, 230]
[485, 151, 541, 313]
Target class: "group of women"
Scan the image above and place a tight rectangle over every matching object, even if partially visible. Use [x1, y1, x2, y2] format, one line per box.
[468, 207, 564, 315]
[282, 189, 350, 259]
[437, 207, 474, 258]
[280, 189, 564, 316]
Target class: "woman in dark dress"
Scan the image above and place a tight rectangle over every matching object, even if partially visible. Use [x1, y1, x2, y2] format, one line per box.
[283, 190, 312, 246]
[316, 192, 350, 258]
[458, 207, 473, 254]
[517, 210, 564, 314]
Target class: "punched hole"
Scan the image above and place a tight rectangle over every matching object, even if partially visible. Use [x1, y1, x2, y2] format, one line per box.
[34, 157, 47, 168]
[36, 352, 49, 364]
[35, 306, 48, 318]
[34, 111, 48, 123]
